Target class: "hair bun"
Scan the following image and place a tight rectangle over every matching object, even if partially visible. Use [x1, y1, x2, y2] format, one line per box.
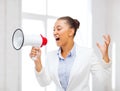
[74, 19, 80, 29]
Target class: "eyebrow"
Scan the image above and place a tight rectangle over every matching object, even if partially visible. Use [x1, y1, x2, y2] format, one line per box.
[54, 25, 62, 29]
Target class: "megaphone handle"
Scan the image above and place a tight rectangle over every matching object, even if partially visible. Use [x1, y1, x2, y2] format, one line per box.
[31, 46, 40, 61]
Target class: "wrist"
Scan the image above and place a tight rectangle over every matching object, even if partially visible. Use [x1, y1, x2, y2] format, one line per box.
[35, 65, 42, 72]
[34, 59, 42, 72]
[103, 55, 110, 63]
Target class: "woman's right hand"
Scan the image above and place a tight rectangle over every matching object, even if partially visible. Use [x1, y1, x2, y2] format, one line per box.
[29, 46, 42, 72]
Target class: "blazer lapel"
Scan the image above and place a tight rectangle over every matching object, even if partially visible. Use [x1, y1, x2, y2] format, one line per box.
[67, 45, 83, 88]
[52, 52, 62, 87]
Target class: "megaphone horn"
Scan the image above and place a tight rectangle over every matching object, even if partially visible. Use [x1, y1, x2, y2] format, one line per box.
[12, 28, 47, 50]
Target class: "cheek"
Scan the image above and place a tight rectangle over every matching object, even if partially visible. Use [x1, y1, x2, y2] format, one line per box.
[60, 32, 68, 39]
[60, 34, 69, 43]
[60, 29, 69, 37]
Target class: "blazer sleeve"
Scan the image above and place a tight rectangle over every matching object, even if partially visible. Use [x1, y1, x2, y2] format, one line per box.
[35, 54, 52, 87]
[35, 67, 51, 87]
[90, 49, 112, 91]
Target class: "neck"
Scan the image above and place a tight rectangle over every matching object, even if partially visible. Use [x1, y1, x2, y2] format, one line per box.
[61, 41, 74, 58]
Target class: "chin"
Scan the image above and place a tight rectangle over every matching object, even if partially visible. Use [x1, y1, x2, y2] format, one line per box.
[56, 44, 60, 47]
[56, 42, 61, 47]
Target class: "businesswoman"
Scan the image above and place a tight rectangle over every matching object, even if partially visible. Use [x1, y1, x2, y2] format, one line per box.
[29, 16, 112, 91]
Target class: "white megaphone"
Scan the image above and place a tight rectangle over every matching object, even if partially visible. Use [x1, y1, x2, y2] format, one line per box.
[12, 28, 47, 50]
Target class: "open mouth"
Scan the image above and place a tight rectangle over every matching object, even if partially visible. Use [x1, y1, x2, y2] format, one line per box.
[56, 38, 60, 41]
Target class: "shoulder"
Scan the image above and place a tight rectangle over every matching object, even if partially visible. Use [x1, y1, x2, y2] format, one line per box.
[75, 44, 98, 60]
[76, 44, 94, 53]
[46, 50, 58, 58]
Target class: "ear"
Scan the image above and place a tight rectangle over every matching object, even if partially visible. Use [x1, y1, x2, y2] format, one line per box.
[68, 29, 74, 37]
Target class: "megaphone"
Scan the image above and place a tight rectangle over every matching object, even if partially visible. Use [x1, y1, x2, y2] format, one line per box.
[12, 28, 47, 50]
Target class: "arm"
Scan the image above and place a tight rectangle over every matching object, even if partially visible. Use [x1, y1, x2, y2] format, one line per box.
[91, 51, 112, 91]
[91, 34, 112, 91]
[29, 47, 51, 86]
[29, 47, 42, 72]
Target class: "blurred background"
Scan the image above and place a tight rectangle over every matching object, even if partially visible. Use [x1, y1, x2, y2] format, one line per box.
[0, 0, 120, 91]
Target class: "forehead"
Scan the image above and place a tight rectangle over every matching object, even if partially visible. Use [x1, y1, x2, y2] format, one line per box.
[54, 19, 68, 28]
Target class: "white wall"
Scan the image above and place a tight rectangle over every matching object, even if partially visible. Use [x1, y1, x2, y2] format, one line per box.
[107, 0, 120, 91]
[0, 0, 6, 90]
[92, 0, 108, 54]
[0, 0, 21, 91]
[92, 0, 120, 91]
[110, 0, 120, 91]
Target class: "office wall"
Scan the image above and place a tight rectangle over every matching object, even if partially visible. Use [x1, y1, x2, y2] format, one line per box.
[0, 0, 21, 91]
[92, 0, 108, 54]
[0, 0, 6, 90]
[110, 0, 120, 91]
[92, 0, 120, 91]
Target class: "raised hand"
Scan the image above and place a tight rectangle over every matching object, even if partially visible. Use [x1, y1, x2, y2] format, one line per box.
[96, 34, 111, 63]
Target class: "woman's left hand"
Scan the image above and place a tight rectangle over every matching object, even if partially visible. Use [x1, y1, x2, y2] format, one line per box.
[96, 34, 111, 63]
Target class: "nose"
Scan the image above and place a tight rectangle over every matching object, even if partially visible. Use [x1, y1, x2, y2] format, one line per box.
[53, 29, 58, 35]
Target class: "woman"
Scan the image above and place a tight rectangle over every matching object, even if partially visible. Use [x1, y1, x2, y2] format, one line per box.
[29, 16, 112, 91]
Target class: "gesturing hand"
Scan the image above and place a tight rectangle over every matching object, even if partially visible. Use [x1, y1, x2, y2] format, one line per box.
[96, 34, 111, 63]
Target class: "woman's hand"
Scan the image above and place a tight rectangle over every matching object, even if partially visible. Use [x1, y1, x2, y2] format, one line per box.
[29, 46, 41, 60]
[29, 46, 42, 72]
[96, 34, 111, 63]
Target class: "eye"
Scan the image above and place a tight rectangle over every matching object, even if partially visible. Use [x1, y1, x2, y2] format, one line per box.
[57, 28, 61, 31]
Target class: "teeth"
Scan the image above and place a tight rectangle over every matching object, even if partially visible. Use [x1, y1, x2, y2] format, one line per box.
[55, 35, 60, 41]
